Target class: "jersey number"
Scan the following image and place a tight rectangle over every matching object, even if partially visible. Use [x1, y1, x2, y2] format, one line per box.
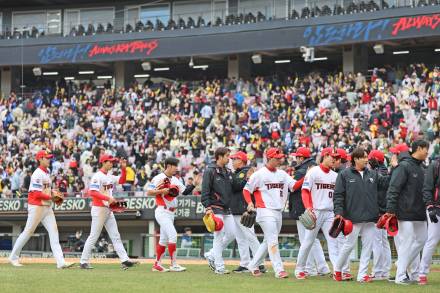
[328, 191, 333, 198]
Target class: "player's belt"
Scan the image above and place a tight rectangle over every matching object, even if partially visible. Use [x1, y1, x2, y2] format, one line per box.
[158, 206, 176, 212]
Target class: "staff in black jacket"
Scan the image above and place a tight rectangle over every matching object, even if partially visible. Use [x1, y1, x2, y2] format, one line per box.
[290, 147, 330, 276]
[418, 157, 440, 285]
[201, 147, 234, 274]
[386, 139, 429, 285]
[368, 150, 392, 280]
[333, 147, 390, 283]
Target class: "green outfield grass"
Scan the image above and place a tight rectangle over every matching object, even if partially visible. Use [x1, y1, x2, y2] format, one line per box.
[0, 263, 437, 293]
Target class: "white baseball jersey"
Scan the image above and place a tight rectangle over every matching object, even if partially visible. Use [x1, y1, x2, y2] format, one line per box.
[244, 167, 296, 210]
[28, 167, 52, 206]
[147, 173, 185, 209]
[89, 169, 121, 207]
[302, 165, 337, 211]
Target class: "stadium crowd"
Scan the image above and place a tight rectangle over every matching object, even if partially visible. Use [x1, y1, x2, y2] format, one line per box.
[0, 63, 439, 198]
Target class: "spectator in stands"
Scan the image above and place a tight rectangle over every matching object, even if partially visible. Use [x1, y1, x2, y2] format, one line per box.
[181, 227, 193, 248]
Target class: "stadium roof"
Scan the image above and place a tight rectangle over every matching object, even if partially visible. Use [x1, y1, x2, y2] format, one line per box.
[0, 0, 150, 8]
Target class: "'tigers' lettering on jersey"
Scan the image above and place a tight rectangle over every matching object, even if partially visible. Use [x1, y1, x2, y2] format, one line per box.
[265, 183, 285, 190]
[315, 183, 336, 190]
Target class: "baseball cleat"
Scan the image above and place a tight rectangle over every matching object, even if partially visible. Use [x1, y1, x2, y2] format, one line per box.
[418, 275, 427, 285]
[251, 269, 262, 277]
[58, 262, 75, 269]
[395, 278, 412, 285]
[295, 272, 307, 280]
[9, 259, 23, 267]
[276, 271, 289, 279]
[152, 264, 169, 272]
[80, 263, 94, 270]
[333, 272, 342, 282]
[214, 269, 230, 275]
[358, 275, 373, 283]
[121, 260, 139, 270]
[204, 252, 215, 271]
[169, 264, 186, 272]
[258, 265, 267, 273]
[233, 266, 249, 273]
[342, 272, 353, 281]
[369, 274, 388, 281]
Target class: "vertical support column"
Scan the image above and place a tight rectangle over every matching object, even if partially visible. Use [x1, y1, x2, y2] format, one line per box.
[148, 220, 155, 258]
[1, 67, 12, 98]
[114, 62, 125, 89]
[228, 54, 251, 80]
[228, 0, 239, 15]
[11, 224, 21, 246]
[343, 45, 368, 74]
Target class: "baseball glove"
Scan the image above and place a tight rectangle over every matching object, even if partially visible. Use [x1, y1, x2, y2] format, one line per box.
[51, 190, 64, 206]
[428, 206, 440, 224]
[168, 184, 180, 197]
[157, 178, 171, 190]
[299, 209, 316, 230]
[329, 216, 344, 238]
[110, 199, 127, 213]
[240, 211, 256, 228]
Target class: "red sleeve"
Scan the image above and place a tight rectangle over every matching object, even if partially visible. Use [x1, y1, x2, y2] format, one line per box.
[89, 190, 110, 201]
[292, 177, 304, 191]
[301, 189, 313, 209]
[35, 191, 52, 201]
[243, 189, 252, 204]
[118, 168, 127, 184]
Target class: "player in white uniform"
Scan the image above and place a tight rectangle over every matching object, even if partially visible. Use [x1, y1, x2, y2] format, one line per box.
[80, 154, 138, 270]
[295, 148, 340, 279]
[9, 150, 74, 269]
[147, 157, 192, 273]
[244, 148, 301, 279]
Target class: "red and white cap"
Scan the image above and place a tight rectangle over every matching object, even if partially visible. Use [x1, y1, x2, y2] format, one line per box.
[290, 147, 311, 158]
[336, 148, 348, 161]
[35, 150, 53, 161]
[266, 148, 285, 159]
[368, 150, 385, 163]
[230, 151, 248, 163]
[321, 147, 340, 158]
[99, 154, 118, 164]
[389, 143, 409, 154]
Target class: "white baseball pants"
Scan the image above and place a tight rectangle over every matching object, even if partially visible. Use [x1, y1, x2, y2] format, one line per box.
[295, 210, 339, 274]
[9, 204, 66, 268]
[395, 221, 427, 283]
[393, 230, 420, 280]
[419, 211, 440, 276]
[155, 207, 177, 245]
[296, 220, 330, 275]
[248, 208, 284, 276]
[212, 214, 235, 271]
[80, 206, 129, 264]
[335, 222, 375, 281]
[372, 227, 392, 278]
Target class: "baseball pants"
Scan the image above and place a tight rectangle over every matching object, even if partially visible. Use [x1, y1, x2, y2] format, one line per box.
[372, 228, 392, 278]
[212, 214, 235, 271]
[335, 233, 351, 274]
[419, 211, 440, 276]
[80, 206, 129, 264]
[9, 204, 67, 268]
[155, 207, 177, 245]
[393, 231, 420, 280]
[248, 208, 284, 276]
[295, 210, 339, 274]
[296, 220, 330, 275]
[335, 222, 375, 281]
[395, 221, 427, 283]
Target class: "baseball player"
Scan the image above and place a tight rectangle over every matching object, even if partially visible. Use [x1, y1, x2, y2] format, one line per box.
[368, 150, 392, 280]
[243, 148, 302, 278]
[147, 157, 193, 273]
[418, 156, 440, 285]
[289, 147, 330, 277]
[205, 151, 266, 273]
[9, 150, 74, 269]
[333, 147, 390, 283]
[295, 148, 340, 280]
[201, 147, 235, 274]
[80, 154, 138, 270]
[386, 140, 429, 285]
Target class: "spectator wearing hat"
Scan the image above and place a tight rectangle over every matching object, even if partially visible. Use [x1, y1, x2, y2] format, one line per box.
[368, 149, 393, 280]
[289, 147, 330, 276]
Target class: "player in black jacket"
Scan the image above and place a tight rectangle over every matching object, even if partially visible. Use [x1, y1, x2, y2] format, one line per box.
[386, 140, 429, 285]
[290, 147, 330, 276]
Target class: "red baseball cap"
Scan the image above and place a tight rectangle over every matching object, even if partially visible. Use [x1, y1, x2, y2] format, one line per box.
[321, 147, 340, 158]
[290, 147, 311, 158]
[389, 144, 409, 154]
[230, 151, 248, 162]
[35, 150, 53, 161]
[99, 154, 118, 164]
[368, 150, 385, 163]
[336, 148, 348, 161]
[266, 148, 285, 159]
